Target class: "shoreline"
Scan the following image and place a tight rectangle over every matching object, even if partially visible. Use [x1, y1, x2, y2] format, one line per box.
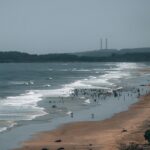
[15, 90, 150, 150]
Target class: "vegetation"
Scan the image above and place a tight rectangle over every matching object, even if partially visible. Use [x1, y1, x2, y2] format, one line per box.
[118, 143, 143, 150]
[0, 48, 150, 62]
[118, 129, 150, 150]
[144, 130, 150, 144]
[76, 48, 150, 57]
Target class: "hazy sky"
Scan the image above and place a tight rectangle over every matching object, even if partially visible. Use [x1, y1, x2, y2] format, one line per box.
[0, 0, 150, 54]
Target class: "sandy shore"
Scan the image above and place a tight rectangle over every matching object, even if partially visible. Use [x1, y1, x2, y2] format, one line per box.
[14, 90, 150, 150]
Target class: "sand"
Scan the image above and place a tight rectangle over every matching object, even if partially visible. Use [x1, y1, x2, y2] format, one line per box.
[14, 91, 150, 150]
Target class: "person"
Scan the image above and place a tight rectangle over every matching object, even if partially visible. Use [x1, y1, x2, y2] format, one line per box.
[71, 112, 73, 118]
[91, 113, 94, 119]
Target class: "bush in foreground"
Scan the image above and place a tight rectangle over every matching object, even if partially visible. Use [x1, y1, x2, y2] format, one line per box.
[118, 143, 143, 150]
[144, 130, 150, 144]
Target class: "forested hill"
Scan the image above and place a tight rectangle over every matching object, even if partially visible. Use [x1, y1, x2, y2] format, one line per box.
[0, 48, 150, 62]
[75, 47, 150, 57]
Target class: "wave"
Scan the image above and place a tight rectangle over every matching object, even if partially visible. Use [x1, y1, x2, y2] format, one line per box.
[66, 111, 73, 115]
[0, 127, 7, 132]
[0, 90, 47, 132]
[34, 87, 72, 98]
[48, 68, 53, 71]
[0, 91, 47, 121]
[84, 99, 91, 104]
[32, 63, 139, 101]
[0, 121, 17, 133]
[43, 84, 51, 87]
[4, 63, 140, 109]
[72, 68, 91, 72]
[9, 81, 34, 86]
[35, 63, 139, 98]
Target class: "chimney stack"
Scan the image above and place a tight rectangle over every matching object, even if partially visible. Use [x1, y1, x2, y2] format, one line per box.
[100, 38, 103, 50]
[105, 38, 108, 49]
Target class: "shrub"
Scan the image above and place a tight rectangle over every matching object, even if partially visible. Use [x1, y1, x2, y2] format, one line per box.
[118, 143, 143, 150]
[144, 130, 150, 144]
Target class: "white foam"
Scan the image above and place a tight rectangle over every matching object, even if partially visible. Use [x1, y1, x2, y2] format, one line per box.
[35, 63, 140, 100]
[0, 121, 17, 133]
[0, 127, 7, 132]
[101, 71, 130, 80]
[115, 63, 139, 70]
[65, 63, 139, 91]
[66, 111, 73, 115]
[37, 63, 137, 99]
[85, 78, 113, 86]
[10, 81, 34, 86]
[94, 63, 138, 85]
[84, 99, 91, 104]
[72, 68, 91, 72]
[2, 92, 42, 106]
[80, 96, 85, 99]
[89, 76, 97, 79]
[59, 69, 69, 71]
[84, 79, 88, 81]
[0, 91, 47, 122]
[29, 81, 34, 85]
[43, 84, 51, 87]
[48, 68, 53, 71]
[35, 87, 73, 98]
[10, 81, 29, 85]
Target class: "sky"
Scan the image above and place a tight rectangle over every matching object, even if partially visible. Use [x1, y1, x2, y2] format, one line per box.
[0, 0, 150, 54]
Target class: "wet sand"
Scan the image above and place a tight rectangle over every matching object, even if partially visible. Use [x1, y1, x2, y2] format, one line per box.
[15, 90, 150, 150]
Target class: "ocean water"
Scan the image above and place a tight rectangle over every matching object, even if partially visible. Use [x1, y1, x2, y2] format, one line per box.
[0, 62, 150, 150]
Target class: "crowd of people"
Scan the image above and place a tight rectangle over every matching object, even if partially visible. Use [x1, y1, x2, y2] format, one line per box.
[47, 85, 150, 119]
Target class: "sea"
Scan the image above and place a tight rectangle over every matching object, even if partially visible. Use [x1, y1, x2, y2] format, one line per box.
[0, 62, 150, 150]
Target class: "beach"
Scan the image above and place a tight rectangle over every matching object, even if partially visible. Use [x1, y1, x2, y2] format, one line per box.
[15, 85, 150, 150]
